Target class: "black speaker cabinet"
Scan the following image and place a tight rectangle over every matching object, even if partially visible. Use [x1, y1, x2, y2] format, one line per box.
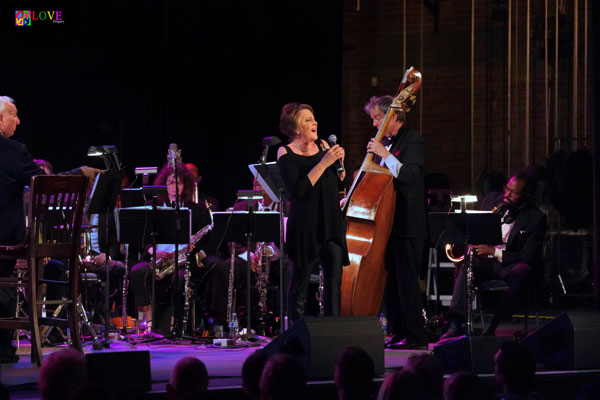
[85, 350, 151, 395]
[261, 315, 384, 379]
[433, 336, 513, 373]
[521, 311, 600, 370]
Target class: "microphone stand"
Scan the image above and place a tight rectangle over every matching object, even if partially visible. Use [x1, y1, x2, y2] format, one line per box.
[172, 157, 182, 338]
[278, 188, 287, 333]
[150, 194, 159, 336]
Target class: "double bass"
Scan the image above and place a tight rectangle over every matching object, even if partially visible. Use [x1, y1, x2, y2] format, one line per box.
[341, 67, 422, 315]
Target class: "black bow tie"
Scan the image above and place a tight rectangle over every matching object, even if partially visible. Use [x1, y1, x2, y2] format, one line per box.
[381, 136, 393, 147]
[502, 209, 520, 225]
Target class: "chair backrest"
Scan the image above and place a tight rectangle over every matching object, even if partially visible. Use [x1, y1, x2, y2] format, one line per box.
[28, 175, 88, 260]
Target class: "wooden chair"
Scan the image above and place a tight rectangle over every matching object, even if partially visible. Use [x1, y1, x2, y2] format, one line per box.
[0, 175, 88, 365]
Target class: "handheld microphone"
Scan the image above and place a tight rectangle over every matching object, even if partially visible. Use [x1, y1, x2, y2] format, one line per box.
[328, 134, 344, 173]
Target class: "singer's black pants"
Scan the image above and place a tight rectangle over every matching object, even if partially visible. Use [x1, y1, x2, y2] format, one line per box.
[287, 240, 343, 323]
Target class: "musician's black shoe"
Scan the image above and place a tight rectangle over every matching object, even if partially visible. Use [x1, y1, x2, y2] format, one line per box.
[387, 338, 428, 350]
[384, 334, 404, 348]
[437, 318, 464, 343]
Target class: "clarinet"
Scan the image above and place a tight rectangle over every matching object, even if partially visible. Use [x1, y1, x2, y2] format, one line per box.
[181, 252, 192, 336]
[317, 266, 325, 317]
[121, 244, 129, 336]
[255, 243, 274, 333]
[226, 246, 235, 326]
[465, 245, 475, 335]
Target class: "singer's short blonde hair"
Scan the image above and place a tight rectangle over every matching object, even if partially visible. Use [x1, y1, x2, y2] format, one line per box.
[279, 103, 314, 141]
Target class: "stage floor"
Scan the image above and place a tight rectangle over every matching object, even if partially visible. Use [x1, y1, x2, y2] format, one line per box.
[1, 336, 424, 399]
[2, 314, 599, 400]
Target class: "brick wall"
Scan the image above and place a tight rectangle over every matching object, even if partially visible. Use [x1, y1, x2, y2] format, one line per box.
[342, 0, 592, 197]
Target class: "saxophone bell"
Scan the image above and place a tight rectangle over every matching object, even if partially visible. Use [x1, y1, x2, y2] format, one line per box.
[444, 201, 507, 263]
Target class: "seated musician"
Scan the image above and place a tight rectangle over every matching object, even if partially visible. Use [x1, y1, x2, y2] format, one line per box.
[184, 162, 220, 211]
[440, 170, 547, 339]
[129, 163, 216, 335]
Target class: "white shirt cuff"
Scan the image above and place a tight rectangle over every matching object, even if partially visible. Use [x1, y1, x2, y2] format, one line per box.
[494, 248, 503, 262]
[384, 154, 402, 178]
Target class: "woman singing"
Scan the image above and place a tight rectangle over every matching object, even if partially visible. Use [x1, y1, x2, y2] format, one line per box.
[277, 103, 349, 322]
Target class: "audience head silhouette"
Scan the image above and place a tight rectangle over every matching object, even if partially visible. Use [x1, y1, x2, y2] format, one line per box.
[377, 370, 426, 400]
[166, 356, 209, 400]
[259, 353, 306, 400]
[242, 350, 269, 400]
[494, 342, 536, 398]
[335, 346, 375, 400]
[405, 353, 443, 400]
[443, 371, 484, 400]
[38, 349, 88, 400]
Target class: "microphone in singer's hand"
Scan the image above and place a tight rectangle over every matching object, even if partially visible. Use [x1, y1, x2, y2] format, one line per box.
[328, 134, 344, 173]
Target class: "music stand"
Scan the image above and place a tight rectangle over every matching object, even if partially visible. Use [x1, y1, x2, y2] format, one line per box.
[428, 211, 502, 335]
[118, 204, 191, 340]
[86, 170, 127, 348]
[119, 188, 145, 208]
[249, 162, 288, 333]
[210, 211, 280, 340]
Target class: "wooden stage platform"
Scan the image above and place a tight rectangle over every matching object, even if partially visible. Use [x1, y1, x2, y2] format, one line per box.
[2, 330, 600, 400]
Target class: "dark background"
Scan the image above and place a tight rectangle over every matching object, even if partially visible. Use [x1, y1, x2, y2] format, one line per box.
[2, 0, 343, 208]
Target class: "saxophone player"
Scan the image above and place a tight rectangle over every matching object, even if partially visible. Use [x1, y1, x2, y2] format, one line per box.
[439, 170, 547, 339]
[129, 163, 215, 335]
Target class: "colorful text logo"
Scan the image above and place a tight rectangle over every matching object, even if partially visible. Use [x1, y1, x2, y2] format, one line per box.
[14, 10, 63, 26]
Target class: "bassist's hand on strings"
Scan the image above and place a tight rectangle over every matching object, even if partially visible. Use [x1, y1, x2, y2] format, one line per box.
[367, 138, 391, 160]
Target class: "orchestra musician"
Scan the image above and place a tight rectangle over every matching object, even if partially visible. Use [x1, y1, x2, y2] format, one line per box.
[0, 95, 101, 362]
[364, 95, 429, 350]
[129, 163, 215, 335]
[276, 103, 349, 322]
[439, 171, 547, 339]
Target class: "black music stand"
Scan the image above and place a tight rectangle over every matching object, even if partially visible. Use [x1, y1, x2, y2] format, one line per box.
[119, 188, 145, 208]
[210, 211, 280, 341]
[428, 211, 502, 336]
[86, 169, 127, 348]
[249, 162, 289, 333]
[118, 203, 191, 340]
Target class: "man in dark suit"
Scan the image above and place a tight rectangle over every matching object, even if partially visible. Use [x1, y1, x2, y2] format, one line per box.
[0, 96, 100, 362]
[440, 171, 547, 338]
[365, 95, 428, 349]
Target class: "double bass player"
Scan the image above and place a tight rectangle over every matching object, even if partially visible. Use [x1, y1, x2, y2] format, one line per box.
[364, 95, 429, 350]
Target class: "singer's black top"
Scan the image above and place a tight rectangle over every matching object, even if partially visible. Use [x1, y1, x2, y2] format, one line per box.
[277, 140, 349, 269]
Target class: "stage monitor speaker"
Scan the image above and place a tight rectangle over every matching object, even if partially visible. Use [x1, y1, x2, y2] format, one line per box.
[521, 311, 600, 370]
[261, 315, 384, 379]
[433, 336, 513, 373]
[86, 350, 151, 395]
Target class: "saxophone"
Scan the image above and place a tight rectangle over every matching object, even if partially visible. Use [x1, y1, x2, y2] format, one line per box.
[445, 201, 506, 263]
[155, 223, 212, 280]
[255, 242, 274, 325]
